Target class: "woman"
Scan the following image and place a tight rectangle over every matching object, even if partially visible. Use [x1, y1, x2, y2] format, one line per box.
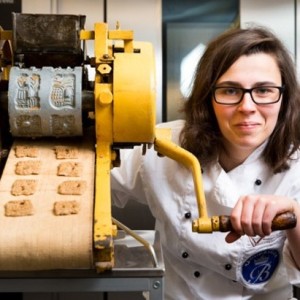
[111, 26, 300, 299]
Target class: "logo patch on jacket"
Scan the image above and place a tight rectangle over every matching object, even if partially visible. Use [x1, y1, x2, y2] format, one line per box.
[242, 249, 280, 284]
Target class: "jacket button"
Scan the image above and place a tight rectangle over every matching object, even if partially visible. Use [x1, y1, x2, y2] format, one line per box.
[194, 271, 200, 278]
[185, 212, 191, 219]
[225, 264, 232, 270]
[255, 179, 262, 185]
[182, 252, 189, 259]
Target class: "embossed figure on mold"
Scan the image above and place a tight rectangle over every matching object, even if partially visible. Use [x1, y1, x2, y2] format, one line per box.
[50, 73, 75, 108]
[16, 73, 41, 109]
[28, 73, 41, 108]
[16, 73, 29, 108]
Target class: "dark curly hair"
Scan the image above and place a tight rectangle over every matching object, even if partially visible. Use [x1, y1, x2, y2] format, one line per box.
[180, 26, 300, 173]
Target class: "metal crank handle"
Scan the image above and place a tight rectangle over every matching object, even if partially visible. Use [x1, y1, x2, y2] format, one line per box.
[192, 212, 297, 233]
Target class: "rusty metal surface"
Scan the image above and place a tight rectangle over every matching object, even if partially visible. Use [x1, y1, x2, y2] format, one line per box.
[12, 13, 86, 68]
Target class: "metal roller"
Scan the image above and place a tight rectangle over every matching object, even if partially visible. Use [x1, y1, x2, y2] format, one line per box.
[8, 66, 83, 137]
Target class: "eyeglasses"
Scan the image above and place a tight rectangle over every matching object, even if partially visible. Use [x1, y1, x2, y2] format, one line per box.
[213, 86, 285, 105]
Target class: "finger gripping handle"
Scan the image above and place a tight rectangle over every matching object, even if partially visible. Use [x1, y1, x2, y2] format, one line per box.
[219, 212, 297, 232]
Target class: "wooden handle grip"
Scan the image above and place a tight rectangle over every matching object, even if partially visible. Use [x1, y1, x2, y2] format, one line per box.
[218, 212, 297, 232]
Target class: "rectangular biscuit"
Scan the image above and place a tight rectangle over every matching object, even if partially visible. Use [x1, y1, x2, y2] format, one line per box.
[53, 200, 80, 216]
[11, 179, 37, 196]
[5, 200, 34, 217]
[54, 146, 78, 159]
[15, 160, 41, 175]
[15, 146, 38, 158]
[58, 180, 86, 195]
[57, 162, 82, 177]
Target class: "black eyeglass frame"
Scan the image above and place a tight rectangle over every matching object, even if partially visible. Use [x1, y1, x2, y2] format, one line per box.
[212, 86, 285, 105]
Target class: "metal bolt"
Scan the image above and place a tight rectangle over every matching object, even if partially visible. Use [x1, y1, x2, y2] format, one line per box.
[153, 281, 161, 289]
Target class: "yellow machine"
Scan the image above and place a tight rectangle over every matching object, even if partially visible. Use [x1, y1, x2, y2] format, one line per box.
[0, 13, 296, 274]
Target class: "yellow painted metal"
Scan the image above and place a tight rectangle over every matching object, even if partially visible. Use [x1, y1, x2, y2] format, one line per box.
[108, 29, 133, 40]
[113, 41, 156, 144]
[154, 129, 213, 233]
[89, 22, 156, 272]
[108, 29, 134, 52]
[94, 23, 108, 63]
[93, 23, 117, 272]
[93, 140, 116, 270]
[80, 30, 95, 40]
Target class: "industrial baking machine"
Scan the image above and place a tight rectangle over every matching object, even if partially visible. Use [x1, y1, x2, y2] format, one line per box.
[0, 13, 296, 274]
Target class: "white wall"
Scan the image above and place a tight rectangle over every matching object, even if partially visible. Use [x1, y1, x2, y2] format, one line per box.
[22, 0, 104, 28]
[240, 0, 296, 59]
[107, 0, 164, 123]
[22, 0, 55, 13]
[107, 0, 162, 122]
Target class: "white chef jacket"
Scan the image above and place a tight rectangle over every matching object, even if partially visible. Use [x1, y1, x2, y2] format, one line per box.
[111, 120, 300, 300]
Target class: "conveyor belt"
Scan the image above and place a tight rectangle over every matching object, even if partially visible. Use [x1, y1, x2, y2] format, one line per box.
[0, 135, 95, 270]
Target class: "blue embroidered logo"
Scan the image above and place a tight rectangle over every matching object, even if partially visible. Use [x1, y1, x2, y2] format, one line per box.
[242, 249, 280, 284]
